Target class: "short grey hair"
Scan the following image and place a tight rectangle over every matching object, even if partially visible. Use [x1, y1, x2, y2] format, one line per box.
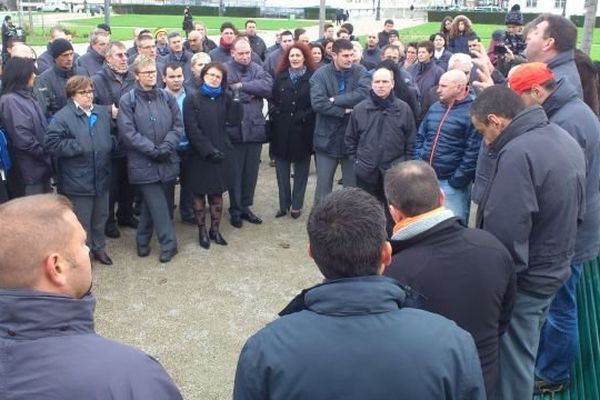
[90, 29, 109, 45]
[448, 53, 473, 72]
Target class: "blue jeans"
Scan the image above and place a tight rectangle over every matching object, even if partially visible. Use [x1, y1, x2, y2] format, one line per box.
[438, 179, 470, 222]
[535, 263, 583, 384]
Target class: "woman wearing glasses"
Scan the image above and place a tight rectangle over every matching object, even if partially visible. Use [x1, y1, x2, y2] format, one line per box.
[44, 75, 115, 265]
[183, 62, 241, 249]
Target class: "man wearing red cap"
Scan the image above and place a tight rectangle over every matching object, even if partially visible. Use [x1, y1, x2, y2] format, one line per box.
[470, 85, 585, 400]
[509, 62, 600, 395]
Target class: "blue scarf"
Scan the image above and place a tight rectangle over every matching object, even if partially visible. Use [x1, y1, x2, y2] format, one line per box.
[335, 69, 350, 93]
[288, 66, 307, 85]
[200, 83, 222, 98]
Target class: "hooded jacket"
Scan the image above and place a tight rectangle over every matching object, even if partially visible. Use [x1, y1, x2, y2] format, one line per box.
[233, 276, 486, 400]
[547, 50, 583, 99]
[0, 290, 183, 400]
[475, 106, 585, 297]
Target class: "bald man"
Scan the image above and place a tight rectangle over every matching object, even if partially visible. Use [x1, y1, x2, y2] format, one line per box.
[414, 70, 481, 222]
[0, 194, 183, 399]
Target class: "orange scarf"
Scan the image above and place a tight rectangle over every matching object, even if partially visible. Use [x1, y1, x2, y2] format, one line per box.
[392, 206, 447, 234]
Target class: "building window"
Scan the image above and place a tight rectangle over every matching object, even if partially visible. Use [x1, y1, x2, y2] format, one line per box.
[526, 0, 538, 7]
[554, 0, 565, 8]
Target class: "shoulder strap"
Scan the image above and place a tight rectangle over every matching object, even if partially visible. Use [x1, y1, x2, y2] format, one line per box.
[128, 89, 136, 112]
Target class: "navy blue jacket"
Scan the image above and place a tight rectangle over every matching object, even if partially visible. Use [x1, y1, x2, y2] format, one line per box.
[233, 276, 486, 400]
[76, 46, 105, 77]
[415, 95, 481, 187]
[0, 290, 182, 400]
[475, 106, 586, 297]
[44, 101, 114, 196]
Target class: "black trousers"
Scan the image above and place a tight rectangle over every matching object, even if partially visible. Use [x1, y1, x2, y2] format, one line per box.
[107, 156, 136, 226]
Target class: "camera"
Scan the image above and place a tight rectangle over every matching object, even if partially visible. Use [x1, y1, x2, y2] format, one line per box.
[494, 45, 508, 56]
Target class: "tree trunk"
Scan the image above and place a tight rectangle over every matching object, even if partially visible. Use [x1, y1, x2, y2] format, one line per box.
[581, 0, 598, 55]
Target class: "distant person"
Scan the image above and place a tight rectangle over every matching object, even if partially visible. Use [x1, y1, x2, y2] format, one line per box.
[76, 29, 110, 77]
[154, 28, 170, 57]
[378, 19, 394, 48]
[182, 7, 193, 38]
[431, 32, 452, 71]
[36, 26, 67, 74]
[193, 22, 217, 53]
[233, 187, 486, 400]
[208, 22, 237, 63]
[245, 19, 266, 61]
[448, 15, 475, 55]
[360, 31, 381, 70]
[0, 194, 183, 399]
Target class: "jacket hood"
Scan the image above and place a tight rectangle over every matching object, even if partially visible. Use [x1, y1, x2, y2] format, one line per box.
[547, 50, 575, 70]
[0, 289, 95, 339]
[542, 78, 578, 118]
[489, 105, 549, 154]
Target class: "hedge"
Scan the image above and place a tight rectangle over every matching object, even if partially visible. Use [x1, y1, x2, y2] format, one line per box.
[111, 4, 260, 18]
[569, 15, 600, 28]
[304, 7, 337, 20]
[427, 11, 539, 25]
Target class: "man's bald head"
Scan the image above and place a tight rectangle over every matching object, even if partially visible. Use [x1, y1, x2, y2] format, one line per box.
[10, 44, 36, 59]
[437, 70, 470, 104]
[0, 195, 75, 289]
[443, 69, 469, 85]
[384, 161, 442, 218]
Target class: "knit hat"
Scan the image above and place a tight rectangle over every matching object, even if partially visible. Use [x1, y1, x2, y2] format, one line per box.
[49, 38, 73, 59]
[492, 30, 505, 41]
[97, 23, 111, 34]
[508, 62, 555, 94]
[154, 28, 168, 38]
[505, 4, 524, 26]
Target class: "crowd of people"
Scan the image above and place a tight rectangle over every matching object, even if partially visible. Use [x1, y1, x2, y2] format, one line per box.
[0, 6, 599, 399]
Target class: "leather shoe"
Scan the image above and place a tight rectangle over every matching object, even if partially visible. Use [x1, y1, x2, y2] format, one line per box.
[118, 217, 139, 229]
[275, 210, 287, 218]
[230, 215, 243, 228]
[199, 228, 210, 249]
[209, 229, 228, 245]
[137, 243, 151, 257]
[159, 248, 178, 263]
[92, 250, 113, 265]
[290, 210, 302, 219]
[105, 224, 121, 238]
[241, 211, 262, 224]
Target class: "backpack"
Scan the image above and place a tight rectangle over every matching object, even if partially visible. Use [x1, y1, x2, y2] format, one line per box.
[0, 127, 12, 171]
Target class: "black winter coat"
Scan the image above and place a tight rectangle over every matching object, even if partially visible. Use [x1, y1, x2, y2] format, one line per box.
[345, 92, 416, 183]
[36, 65, 84, 116]
[76, 47, 105, 77]
[44, 102, 114, 196]
[183, 90, 241, 194]
[270, 70, 315, 162]
[387, 217, 515, 400]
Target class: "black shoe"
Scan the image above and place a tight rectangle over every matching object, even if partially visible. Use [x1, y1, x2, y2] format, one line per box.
[118, 217, 139, 229]
[290, 209, 302, 219]
[159, 247, 178, 263]
[209, 229, 228, 245]
[275, 210, 287, 218]
[137, 243, 150, 257]
[199, 228, 210, 249]
[181, 216, 196, 225]
[533, 378, 569, 395]
[241, 211, 262, 224]
[230, 216, 243, 228]
[92, 250, 113, 265]
[105, 224, 121, 238]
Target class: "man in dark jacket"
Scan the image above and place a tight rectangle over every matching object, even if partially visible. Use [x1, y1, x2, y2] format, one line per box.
[233, 187, 486, 400]
[225, 39, 273, 228]
[310, 39, 370, 205]
[264, 30, 294, 78]
[524, 14, 582, 99]
[360, 31, 382, 70]
[470, 86, 586, 400]
[92, 41, 138, 238]
[345, 67, 415, 201]
[76, 29, 110, 77]
[208, 22, 237, 63]
[0, 194, 183, 400]
[377, 19, 394, 48]
[117, 56, 183, 263]
[35, 38, 84, 117]
[163, 32, 193, 81]
[507, 63, 600, 394]
[384, 160, 515, 400]
[414, 69, 480, 222]
[192, 22, 217, 53]
[245, 19, 266, 61]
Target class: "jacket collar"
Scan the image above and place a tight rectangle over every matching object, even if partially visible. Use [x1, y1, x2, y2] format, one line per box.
[547, 50, 575, 70]
[489, 105, 550, 155]
[0, 289, 95, 339]
[542, 78, 578, 118]
[52, 65, 75, 79]
[390, 217, 463, 253]
[87, 46, 105, 64]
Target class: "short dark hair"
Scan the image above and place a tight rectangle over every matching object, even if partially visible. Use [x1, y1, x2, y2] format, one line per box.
[467, 34, 480, 42]
[294, 28, 306, 40]
[324, 22, 334, 31]
[384, 19, 394, 25]
[332, 38, 353, 53]
[245, 19, 256, 27]
[384, 161, 440, 217]
[417, 40, 434, 54]
[162, 63, 183, 77]
[470, 85, 526, 124]
[336, 28, 350, 38]
[280, 30, 293, 39]
[167, 31, 181, 40]
[341, 22, 354, 34]
[307, 188, 387, 279]
[528, 13, 577, 52]
[389, 29, 399, 37]
[220, 22, 236, 34]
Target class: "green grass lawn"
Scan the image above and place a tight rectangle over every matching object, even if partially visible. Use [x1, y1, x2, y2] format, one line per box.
[396, 22, 600, 60]
[25, 14, 316, 45]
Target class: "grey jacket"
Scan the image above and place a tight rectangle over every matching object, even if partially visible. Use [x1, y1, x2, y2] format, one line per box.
[547, 50, 583, 99]
[475, 106, 585, 297]
[117, 86, 183, 184]
[0, 289, 183, 400]
[225, 60, 273, 143]
[35, 65, 84, 116]
[0, 89, 51, 184]
[542, 79, 600, 263]
[310, 63, 371, 158]
[76, 46, 105, 77]
[44, 101, 114, 196]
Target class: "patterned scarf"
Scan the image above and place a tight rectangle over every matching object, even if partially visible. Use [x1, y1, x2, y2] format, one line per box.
[288, 66, 307, 85]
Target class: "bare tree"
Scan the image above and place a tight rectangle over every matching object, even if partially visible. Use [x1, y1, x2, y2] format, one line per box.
[581, 0, 598, 54]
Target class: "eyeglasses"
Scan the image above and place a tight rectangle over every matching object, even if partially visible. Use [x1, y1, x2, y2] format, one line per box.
[138, 70, 157, 75]
[76, 89, 94, 95]
[205, 72, 222, 80]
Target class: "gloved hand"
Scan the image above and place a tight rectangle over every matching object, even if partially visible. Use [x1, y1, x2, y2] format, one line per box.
[207, 149, 224, 163]
[153, 144, 171, 162]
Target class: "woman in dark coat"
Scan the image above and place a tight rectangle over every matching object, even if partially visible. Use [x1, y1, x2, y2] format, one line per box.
[183, 62, 241, 249]
[45, 75, 115, 265]
[270, 43, 316, 219]
[448, 15, 475, 55]
[182, 7, 194, 39]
